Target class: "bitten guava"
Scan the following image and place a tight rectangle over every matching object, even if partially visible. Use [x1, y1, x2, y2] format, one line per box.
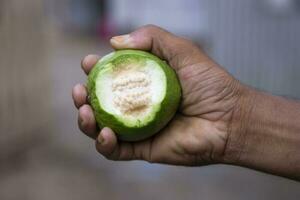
[87, 50, 181, 141]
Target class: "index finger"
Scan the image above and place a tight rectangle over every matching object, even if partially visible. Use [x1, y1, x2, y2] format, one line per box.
[81, 54, 100, 75]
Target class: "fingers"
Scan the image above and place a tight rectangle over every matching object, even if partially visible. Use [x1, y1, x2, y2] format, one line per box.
[72, 84, 88, 108]
[74, 55, 100, 139]
[78, 104, 98, 139]
[81, 54, 100, 75]
[73, 85, 98, 139]
[95, 127, 132, 160]
[95, 127, 153, 161]
[110, 24, 203, 69]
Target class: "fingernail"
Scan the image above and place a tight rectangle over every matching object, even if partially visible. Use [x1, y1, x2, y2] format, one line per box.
[98, 131, 105, 144]
[110, 34, 131, 45]
[86, 95, 91, 104]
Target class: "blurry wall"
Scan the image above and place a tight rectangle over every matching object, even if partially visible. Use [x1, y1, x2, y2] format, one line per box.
[0, 0, 53, 158]
[108, 0, 208, 39]
[205, 0, 300, 97]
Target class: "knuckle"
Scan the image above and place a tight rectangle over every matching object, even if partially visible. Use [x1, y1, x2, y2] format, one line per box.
[139, 24, 162, 34]
[177, 37, 197, 50]
[143, 24, 159, 29]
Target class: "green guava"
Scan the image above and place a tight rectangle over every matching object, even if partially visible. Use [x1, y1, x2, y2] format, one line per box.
[87, 50, 181, 141]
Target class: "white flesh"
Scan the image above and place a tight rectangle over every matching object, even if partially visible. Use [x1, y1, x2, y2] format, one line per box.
[96, 60, 166, 126]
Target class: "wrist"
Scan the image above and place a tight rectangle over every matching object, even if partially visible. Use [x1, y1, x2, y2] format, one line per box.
[222, 84, 258, 164]
[223, 85, 300, 179]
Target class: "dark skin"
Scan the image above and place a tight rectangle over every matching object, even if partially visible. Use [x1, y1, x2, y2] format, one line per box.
[72, 25, 300, 180]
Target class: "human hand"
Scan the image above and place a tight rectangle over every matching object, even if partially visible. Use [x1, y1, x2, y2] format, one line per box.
[72, 25, 244, 165]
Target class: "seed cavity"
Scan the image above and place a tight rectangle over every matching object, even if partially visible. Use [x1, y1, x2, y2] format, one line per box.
[112, 71, 151, 115]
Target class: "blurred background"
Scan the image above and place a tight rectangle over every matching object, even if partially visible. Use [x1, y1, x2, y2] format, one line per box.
[1, 0, 300, 199]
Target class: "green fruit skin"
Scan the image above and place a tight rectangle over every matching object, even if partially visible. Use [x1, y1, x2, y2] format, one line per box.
[87, 50, 181, 141]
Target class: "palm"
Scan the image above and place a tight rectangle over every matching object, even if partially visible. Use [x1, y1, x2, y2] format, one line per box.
[140, 58, 237, 165]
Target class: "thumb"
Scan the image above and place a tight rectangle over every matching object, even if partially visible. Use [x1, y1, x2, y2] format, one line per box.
[110, 25, 206, 70]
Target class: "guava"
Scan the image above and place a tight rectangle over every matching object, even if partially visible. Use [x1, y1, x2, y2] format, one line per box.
[87, 50, 181, 141]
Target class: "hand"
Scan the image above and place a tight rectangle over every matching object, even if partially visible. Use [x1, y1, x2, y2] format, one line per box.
[72, 25, 244, 165]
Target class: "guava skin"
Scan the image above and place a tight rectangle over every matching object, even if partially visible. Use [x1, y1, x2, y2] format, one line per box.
[87, 50, 181, 141]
